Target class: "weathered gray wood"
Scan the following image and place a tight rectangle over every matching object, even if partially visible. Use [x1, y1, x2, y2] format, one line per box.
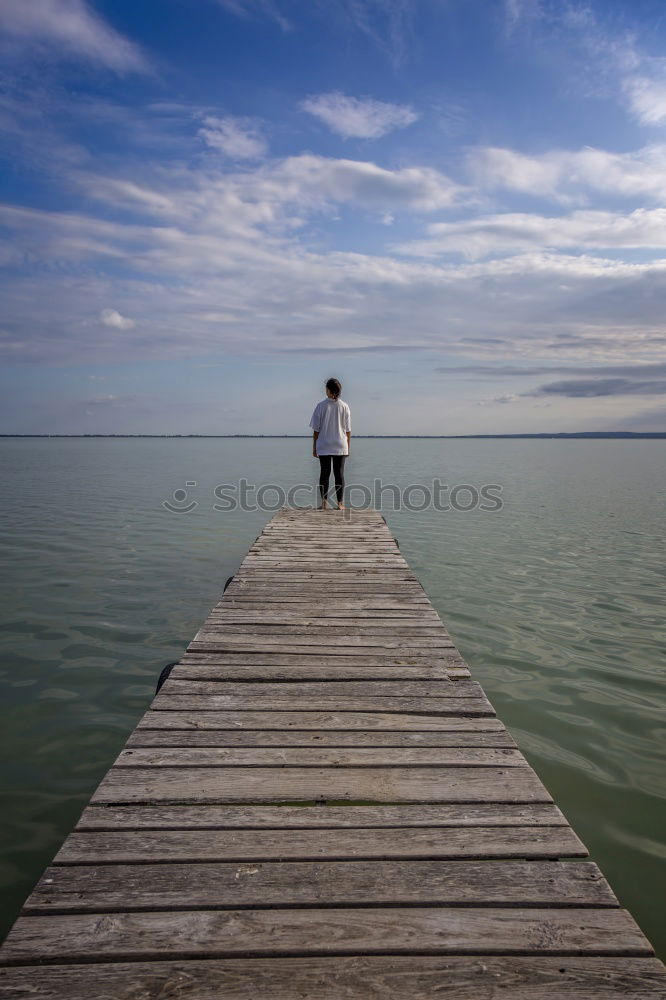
[211, 605, 439, 615]
[229, 584, 422, 591]
[172, 662, 452, 680]
[241, 557, 408, 564]
[191, 632, 453, 647]
[3, 956, 665, 1000]
[75, 802, 568, 830]
[204, 616, 445, 628]
[92, 765, 551, 804]
[53, 825, 587, 865]
[30, 860, 604, 913]
[228, 576, 416, 583]
[194, 630, 455, 645]
[149, 694, 494, 715]
[188, 643, 456, 658]
[1, 908, 651, 963]
[218, 596, 432, 606]
[233, 576, 426, 583]
[137, 710, 506, 731]
[126, 730, 517, 748]
[179, 652, 464, 667]
[113, 746, 524, 768]
[163, 681, 487, 699]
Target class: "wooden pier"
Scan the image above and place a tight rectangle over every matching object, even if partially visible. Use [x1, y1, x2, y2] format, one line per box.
[1, 507, 665, 997]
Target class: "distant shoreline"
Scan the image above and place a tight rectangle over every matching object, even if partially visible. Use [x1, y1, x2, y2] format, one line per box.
[1, 433, 665, 440]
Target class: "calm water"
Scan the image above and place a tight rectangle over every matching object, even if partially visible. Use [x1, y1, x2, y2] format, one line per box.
[1, 438, 664, 955]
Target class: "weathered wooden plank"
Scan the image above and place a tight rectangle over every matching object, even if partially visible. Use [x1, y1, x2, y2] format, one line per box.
[53, 825, 586, 865]
[30, 860, 604, 913]
[230, 573, 422, 581]
[163, 681, 488, 699]
[75, 802, 568, 830]
[226, 578, 422, 585]
[126, 730, 517, 748]
[188, 642, 455, 657]
[150, 694, 494, 715]
[208, 611, 442, 621]
[149, 695, 494, 715]
[178, 652, 464, 667]
[191, 632, 452, 647]
[113, 746, 524, 768]
[1, 907, 651, 963]
[227, 576, 425, 603]
[91, 765, 551, 804]
[203, 616, 446, 628]
[196, 629, 453, 644]
[2, 956, 665, 1000]
[231, 578, 419, 586]
[217, 596, 433, 606]
[248, 554, 403, 558]
[171, 662, 452, 680]
[194, 628, 453, 642]
[137, 710, 506, 731]
[241, 557, 408, 564]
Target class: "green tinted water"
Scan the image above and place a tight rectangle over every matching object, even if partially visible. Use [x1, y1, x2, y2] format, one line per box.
[0, 438, 664, 954]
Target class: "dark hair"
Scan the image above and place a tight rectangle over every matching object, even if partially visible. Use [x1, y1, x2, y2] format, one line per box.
[326, 378, 342, 399]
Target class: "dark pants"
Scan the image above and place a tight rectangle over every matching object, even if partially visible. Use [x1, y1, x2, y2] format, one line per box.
[318, 454, 346, 504]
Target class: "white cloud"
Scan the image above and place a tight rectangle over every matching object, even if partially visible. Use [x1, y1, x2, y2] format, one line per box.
[77, 153, 465, 226]
[1, 139, 665, 373]
[100, 308, 134, 330]
[470, 144, 666, 202]
[0, 0, 148, 73]
[260, 155, 463, 212]
[396, 208, 666, 260]
[624, 75, 666, 126]
[3, 191, 666, 368]
[301, 92, 418, 139]
[198, 115, 268, 159]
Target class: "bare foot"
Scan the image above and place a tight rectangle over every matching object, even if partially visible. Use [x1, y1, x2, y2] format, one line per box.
[337, 503, 345, 510]
[318, 501, 328, 510]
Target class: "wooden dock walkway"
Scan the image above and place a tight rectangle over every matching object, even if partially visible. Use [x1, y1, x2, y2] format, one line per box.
[1, 507, 665, 997]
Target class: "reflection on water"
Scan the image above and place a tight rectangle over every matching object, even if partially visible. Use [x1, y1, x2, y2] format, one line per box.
[0, 437, 664, 956]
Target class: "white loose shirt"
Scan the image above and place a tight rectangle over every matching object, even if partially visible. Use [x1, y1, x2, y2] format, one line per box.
[309, 398, 351, 456]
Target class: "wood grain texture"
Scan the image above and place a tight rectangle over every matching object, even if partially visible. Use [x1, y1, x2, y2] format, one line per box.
[171, 662, 453, 680]
[2, 956, 665, 999]
[112, 746, 525, 768]
[75, 802, 568, 830]
[178, 652, 464, 667]
[91, 765, 552, 804]
[52, 825, 586, 865]
[1, 907, 651, 963]
[161, 681, 486, 699]
[149, 694, 494, 714]
[29, 860, 605, 913]
[136, 709, 507, 731]
[125, 729, 516, 748]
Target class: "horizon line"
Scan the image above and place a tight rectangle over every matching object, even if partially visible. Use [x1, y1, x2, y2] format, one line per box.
[1, 432, 665, 440]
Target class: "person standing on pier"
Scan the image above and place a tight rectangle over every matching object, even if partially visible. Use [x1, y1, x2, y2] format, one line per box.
[310, 378, 351, 510]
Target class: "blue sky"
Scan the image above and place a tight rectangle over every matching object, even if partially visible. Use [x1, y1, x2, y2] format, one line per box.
[1, 0, 666, 434]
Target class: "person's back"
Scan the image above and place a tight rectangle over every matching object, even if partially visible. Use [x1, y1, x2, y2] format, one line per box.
[309, 379, 351, 509]
[311, 397, 351, 457]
